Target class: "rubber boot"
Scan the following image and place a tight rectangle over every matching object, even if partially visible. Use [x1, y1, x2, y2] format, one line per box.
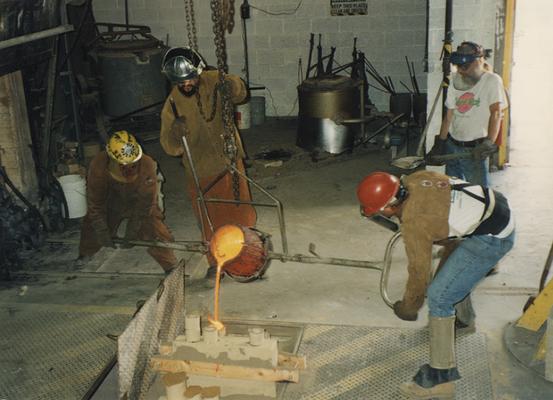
[455, 295, 476, 335]
[399, 316, 460, 399]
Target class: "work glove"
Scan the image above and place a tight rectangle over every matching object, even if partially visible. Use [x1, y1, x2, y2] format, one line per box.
[393, 300, 418, 321]
[170, 116, 189, 136]
[472, 138, 498, 160]
[426, 135, 448, 165]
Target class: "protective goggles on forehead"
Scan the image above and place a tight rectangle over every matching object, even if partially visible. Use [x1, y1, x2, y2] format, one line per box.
[450, 52, 479, 66]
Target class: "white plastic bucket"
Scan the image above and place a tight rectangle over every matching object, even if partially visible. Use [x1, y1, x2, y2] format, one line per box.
[58, 174, 87, 218]
[235, 102, 251, 130]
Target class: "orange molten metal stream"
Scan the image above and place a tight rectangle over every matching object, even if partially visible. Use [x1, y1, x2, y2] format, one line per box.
[208, 225, 245, 332]
[208, 260, 225, 331]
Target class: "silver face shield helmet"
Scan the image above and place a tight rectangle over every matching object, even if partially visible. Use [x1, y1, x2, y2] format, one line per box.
[161, 47, 206, 83]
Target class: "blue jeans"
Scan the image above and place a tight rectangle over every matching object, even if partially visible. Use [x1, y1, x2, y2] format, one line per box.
[445, 137, 489, 186]
[427, 231, 515, 317]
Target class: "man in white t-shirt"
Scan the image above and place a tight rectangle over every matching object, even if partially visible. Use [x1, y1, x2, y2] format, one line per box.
[429, 41, 508, 186]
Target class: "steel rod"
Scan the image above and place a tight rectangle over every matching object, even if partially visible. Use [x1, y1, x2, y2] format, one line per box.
[0, 25, 74, 50]
[267, 252, 382, 271]
[380, 231, 403, 308]
[46, 238, 207, 253]
[182, 135, 214, 238]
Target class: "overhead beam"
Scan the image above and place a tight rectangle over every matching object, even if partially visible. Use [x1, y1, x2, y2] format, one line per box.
[0, 25, 74, 50]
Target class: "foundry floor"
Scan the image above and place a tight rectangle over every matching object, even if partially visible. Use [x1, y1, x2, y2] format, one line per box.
[3, 3, 553, 395]
[1, 109, 553, 399]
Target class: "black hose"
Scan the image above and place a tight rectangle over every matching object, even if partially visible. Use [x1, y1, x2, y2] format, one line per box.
[0, 166, 47, 230]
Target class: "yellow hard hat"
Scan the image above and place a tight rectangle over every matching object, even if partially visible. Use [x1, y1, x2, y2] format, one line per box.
[106, 131, 143, 165]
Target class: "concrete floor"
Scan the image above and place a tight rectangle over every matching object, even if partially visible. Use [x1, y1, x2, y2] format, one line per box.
[2, 111, 552, 399]
[3, 4, 553, 395]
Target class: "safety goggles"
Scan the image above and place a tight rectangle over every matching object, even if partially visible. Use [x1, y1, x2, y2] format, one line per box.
[455, 61, 474, 71]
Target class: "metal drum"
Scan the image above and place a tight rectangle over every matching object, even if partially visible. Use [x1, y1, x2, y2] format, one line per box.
[297, 76, 360, 154]
[91, 37, 168, 117]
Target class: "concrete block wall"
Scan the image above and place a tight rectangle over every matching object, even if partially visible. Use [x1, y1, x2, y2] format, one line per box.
[92, 0, 428, 116]
[425, 0, 500, 156]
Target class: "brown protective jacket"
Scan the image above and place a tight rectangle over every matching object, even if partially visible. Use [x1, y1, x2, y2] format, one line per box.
[159, 70, 256, 239]
[399, 170, 452, 315]
[160, 70, 248, 181]
[79, 152, 177, 270]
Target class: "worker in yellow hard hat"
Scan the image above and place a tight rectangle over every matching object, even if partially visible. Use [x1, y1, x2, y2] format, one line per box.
[77, 131, 178, 272]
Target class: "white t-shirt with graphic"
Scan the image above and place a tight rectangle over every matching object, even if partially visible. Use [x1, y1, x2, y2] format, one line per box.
[445, 72, 507, 141]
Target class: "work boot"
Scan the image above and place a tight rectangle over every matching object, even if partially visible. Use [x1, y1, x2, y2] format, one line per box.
[455, 318, 476, 336]
[72, 255, 91, 269]
[400, 316, 460, 399]
[454, 295, 476, 335]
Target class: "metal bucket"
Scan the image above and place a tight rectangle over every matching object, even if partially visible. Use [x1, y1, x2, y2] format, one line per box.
[412, 93, 427, 126]
[91, 38, 168, 117]
[389, 93, 412, 124]
[296, 76, 359, 154]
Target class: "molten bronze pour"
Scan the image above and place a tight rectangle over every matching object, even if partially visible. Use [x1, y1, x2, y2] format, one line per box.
[207, 225, 246, 332]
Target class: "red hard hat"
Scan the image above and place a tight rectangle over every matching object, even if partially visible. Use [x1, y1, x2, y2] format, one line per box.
[356, 172, 400, 216]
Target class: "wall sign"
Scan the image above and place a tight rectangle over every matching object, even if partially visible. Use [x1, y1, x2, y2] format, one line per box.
[330, 0, 368, 16]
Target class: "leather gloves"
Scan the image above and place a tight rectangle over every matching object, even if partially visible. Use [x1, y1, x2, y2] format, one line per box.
[393, 300, 419, 321]
[429, 135, 447, 156]
[426, 135, 448, 165]
[472, 138, 498, 160]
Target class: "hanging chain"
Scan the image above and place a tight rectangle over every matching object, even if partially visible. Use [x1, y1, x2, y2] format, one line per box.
[222, 0, 235, 34]
[195, 83, 219, 123]
[184, 0, 198, 50]
[210, 0, 240, 201]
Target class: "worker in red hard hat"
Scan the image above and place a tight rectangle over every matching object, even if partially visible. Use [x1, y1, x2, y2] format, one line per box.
[357, 170, 515, 399]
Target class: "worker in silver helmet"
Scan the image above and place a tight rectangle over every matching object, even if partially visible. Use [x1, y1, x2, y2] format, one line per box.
[161, 47, 207, 96]
[159, 46, 256, 247]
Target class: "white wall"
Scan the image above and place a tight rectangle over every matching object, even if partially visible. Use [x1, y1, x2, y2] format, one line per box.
[92, 0, 428, 116]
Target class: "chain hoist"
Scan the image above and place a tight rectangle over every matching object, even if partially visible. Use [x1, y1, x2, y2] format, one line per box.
[222, 0, 236, 34]
[184, 0, 198, 50]
[210, 0, 240, 201]
[195, 83, 219, 123]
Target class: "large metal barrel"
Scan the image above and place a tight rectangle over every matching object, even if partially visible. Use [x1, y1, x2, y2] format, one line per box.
[296, 76, 360, 154]
[92, 37, 167, 117]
